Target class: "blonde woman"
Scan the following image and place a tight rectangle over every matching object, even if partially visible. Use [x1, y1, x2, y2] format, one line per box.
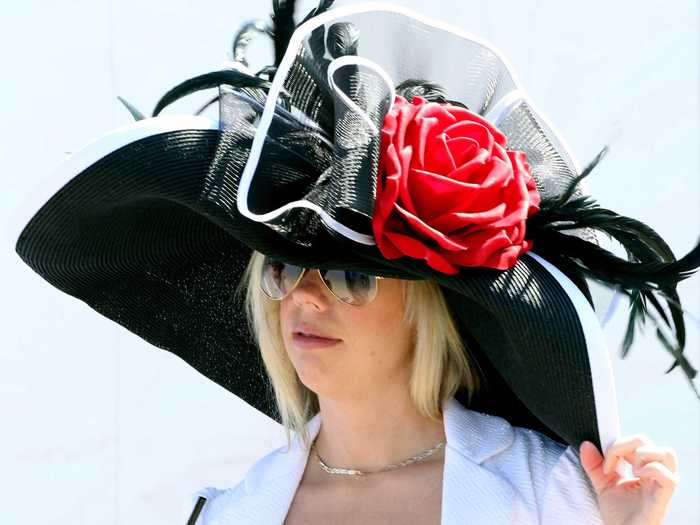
[180, 251, 680, 524]
[13, 1, 694, 524]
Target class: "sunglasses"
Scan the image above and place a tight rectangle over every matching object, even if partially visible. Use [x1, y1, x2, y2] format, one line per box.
[260, 257, 383, 306]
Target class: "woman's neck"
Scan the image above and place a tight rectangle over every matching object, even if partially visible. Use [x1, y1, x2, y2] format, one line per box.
[312, 390, 446, 473]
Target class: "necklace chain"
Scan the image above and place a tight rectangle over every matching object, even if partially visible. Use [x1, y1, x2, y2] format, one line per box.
[311, 435, 446, 476]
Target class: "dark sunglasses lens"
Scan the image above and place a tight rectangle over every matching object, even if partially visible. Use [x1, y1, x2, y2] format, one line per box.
[321, 269, 377, 306]
[261, 258, 303, 299]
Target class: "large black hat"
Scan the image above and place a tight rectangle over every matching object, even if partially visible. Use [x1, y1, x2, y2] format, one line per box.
[12, 1, 700, 453]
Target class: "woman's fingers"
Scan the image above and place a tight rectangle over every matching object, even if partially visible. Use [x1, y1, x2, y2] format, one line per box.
[579, 441, 619, 493]
[632, 460, 680, 490]
[602, 433, 653, 474]
[632, 445, 678, 474]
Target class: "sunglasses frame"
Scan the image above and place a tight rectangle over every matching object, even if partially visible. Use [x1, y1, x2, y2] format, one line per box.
[260, 260, 384, 307]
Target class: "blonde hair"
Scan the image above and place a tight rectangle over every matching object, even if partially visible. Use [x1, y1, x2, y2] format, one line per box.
[236, 250, 482, 450]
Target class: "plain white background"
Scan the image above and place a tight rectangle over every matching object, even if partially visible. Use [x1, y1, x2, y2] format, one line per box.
[1, 1, 698, 523]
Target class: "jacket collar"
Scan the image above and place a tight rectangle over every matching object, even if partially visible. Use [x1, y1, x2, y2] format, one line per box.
[223, 396, 519, 524]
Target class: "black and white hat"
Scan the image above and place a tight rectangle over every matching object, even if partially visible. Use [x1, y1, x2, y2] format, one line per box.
[12, 1, 700, 453]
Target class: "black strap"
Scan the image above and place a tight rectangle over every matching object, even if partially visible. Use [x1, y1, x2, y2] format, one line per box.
[186, 496, 207, 525]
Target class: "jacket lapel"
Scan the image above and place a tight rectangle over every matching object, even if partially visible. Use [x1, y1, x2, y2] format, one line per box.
[217, 411, 323, 525]
[440, 397, 528, 524]
[224, 397, 526, 524]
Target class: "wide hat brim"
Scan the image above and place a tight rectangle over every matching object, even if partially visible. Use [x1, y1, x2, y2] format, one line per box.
[13, 114, 619, 451]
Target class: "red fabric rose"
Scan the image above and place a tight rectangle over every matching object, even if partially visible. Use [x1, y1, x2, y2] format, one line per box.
[372, 95, 542, 275]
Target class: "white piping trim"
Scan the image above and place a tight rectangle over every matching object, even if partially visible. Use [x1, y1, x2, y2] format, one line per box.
[236, 2, 587, 243]
[483, 89, 525, 127]
[326, 55, 396, 135]
[525, 251, 621, 456]
[8, 115, 220, 257]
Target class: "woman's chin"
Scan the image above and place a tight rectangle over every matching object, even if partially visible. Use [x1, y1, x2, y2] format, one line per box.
[295, 366, 339, 396]
[296, 368, 327, 389]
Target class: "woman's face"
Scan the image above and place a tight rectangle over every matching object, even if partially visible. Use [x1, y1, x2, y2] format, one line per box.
[279, 268, 414, 402]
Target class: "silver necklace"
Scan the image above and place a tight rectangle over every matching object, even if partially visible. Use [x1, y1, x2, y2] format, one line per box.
[311, 435, 446, 476]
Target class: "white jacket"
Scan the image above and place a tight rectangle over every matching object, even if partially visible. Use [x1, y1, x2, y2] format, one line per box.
[184, 396, 603, 524]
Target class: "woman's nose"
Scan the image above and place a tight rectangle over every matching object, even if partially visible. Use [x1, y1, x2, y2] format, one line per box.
[290, 269, 331, 306]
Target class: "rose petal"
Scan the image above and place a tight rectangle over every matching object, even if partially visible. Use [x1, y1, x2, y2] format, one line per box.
[373, 144, 403, 243]
[508, 149, 542, 214]
[409, 168, 503, 220]
[445, 106, 508, 147]
[373, 225, 405, 259]
[446, 136, 479, 166]
[443, 120, 495, 157]
[448, 229, 513, 267]
[484, 244, 524, 270]
[424, 132, 457, 174]
[392, 203, 469, 252]
[378, 144, 402, 206]
[381, 110, 397, 142]
[488, 166, 531, 229]
[397, 145, 418, 214]
[384, 230, 460, 274]
[429, 203, 507, 234]
[393, 99, 420, 152]
[508, 149, 530, 174]
[413, 115, 437, 168]
[474, 156, 513, 188]
[451, 151, 506, 185]
[410, 103, 459, 168]
[415, 100, 458, 123]
[509, 224, 522, 244]
[488, 206, 527, 229]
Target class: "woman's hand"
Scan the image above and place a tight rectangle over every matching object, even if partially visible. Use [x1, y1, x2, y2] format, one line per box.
[579, 434, 679, 525]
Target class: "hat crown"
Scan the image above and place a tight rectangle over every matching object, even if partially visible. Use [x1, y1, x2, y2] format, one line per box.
[205, 4, 600, 255]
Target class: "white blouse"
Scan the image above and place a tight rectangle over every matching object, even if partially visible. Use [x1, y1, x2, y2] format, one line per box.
[183, 396, 604, 524]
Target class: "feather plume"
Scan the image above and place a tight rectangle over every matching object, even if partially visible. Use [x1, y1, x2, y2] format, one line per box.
[232, 20, 269, 68]
[194, 94, 220, 116]
[327, 22, 360, 58]
[395, 79, 470, 109]
[116, 96, 145, 121]
[270, 0, 297, 68]
[151, 69, 283, 117]
[299, 0, 336, 25]
[527, 146, 700, 397]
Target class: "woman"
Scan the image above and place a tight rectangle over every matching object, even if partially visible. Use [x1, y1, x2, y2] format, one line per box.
[183, 251, 680, 524]
[12, 2, 694, 524]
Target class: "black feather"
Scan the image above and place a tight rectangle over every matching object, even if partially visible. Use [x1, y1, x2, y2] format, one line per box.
[232, 19, 269, 68]
[194, 94, 220, 116]
[270, 0, 297, 68]
[657, 325, 700, 398]
[395, 79, 470, 109]
[117, 96, 145, 121]
[308, 24, 327, 61]
[151, 69, 285, 116]
[326, 22, 360, 58]
[255, 65, 278, 81]
[299, 0, 336, 25]
[527, 146, 700, 394]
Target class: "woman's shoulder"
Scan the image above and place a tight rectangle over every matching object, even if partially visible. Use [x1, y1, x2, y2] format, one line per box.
[501, 419, 571, 470]
[182, 442, 298, 524]
[181, 484, 245, 524]
[448, 403, 570, 472]
[464, 410, 601, 523]
[465, 409, 579, 483]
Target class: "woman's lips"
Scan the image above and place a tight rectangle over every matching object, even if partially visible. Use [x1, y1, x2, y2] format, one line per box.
[292, 333, 342, 348]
